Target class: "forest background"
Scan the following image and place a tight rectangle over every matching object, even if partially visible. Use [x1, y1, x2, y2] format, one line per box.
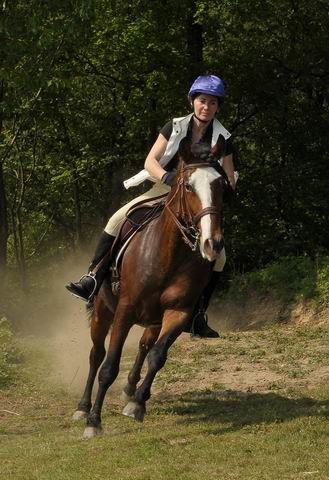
[1, 0, 329, 322]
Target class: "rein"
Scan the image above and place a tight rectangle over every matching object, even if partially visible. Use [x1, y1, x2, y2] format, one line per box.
[165, 161, 225, 251]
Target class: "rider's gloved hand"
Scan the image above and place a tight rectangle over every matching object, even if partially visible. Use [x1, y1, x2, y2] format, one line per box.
[161, 171, 176, 187]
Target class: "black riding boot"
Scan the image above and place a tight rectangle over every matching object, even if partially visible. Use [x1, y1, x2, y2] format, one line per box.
[190, 271, 221, 338]
[65, 231, 115, 303]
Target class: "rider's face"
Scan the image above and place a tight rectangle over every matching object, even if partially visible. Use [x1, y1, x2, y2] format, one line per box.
[193, 94, 219, 122]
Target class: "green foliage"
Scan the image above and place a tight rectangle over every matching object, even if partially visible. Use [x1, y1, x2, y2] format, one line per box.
[227, 256, 329, 305]
[0, 318, 21, 387]
[198, 0, 329, 270]
[316, 257, 329, 306]
[1, 0, 329, 290]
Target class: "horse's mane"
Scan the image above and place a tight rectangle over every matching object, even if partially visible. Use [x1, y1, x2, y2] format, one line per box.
[190, 142, 212, 158]
[178, 138, 219, 165]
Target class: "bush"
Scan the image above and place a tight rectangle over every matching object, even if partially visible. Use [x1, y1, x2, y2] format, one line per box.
[0, 317, 20, 387]
[316, 256, 329, 306]
[226, 256, 329, 305]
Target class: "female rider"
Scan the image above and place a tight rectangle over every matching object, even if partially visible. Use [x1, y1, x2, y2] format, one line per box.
[66, 74, 236, 338]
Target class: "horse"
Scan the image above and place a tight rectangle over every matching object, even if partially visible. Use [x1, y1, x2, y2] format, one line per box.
[72, 139, 229, 438]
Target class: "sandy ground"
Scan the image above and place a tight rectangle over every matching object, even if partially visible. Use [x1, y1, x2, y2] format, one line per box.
[44, 293, 329, 403]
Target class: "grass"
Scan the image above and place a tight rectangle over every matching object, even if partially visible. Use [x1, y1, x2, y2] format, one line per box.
[2, 389, 329, 480]
[1, 323, 329, 479]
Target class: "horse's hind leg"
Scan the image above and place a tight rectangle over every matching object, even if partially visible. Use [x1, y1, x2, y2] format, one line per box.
[122, 326, 160, 402]
[123, 310, 188, 422]
[73, 299, 113, 420]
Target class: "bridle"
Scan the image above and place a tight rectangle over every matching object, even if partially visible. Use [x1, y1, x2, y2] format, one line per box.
[165, 161, 227, 252]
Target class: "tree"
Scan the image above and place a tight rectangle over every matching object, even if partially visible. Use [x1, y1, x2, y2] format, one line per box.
[197, 0, 329, 269]
[1, 0, 329, 293]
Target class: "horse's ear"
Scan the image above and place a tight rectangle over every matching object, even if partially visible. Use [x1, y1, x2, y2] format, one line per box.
[212, 135, 226, 159]
[178, 137, 192, 158]
[211, 144, 219, 157]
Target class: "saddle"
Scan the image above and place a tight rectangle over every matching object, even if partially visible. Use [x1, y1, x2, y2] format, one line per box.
[110, 195, 166, 294]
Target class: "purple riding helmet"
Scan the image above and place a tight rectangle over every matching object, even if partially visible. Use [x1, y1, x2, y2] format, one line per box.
[188, 75, 225, 98]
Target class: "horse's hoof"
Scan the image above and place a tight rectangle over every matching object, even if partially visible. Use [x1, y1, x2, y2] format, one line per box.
[122, 401, 145, 422]
[121, 391, 135, 403]
[73, 410, 88, 421]
[83, 426, 102, 439]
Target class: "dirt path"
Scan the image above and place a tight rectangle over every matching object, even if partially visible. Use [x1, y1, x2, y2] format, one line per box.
[43, 297, 329, 406]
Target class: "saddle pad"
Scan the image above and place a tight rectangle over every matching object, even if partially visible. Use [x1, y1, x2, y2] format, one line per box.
[111, 195, 166, 273]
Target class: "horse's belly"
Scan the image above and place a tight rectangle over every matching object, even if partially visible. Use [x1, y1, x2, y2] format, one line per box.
[136, 321, 162, 329]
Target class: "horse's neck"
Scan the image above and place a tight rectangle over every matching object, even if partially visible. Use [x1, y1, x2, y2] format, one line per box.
[157, 195, 188, 253]
[158, 207, 181, 244]
[155, 206, 209, 278]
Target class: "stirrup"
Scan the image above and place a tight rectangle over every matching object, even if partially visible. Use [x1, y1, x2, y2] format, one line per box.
[69, 272, 98, 304]
[66, 272, 99, 303]
[80, 272, 98, 302]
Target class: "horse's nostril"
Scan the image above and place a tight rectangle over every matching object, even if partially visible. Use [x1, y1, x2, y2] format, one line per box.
[214, 238, 224, 253]
[203, 238, 224, 260]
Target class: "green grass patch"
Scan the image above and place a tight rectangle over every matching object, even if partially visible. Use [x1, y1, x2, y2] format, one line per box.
[1, 325, 329, 479]
[225, 255, 329, 306]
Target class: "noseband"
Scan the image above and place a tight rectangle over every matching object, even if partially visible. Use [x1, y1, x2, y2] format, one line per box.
[165, 161, 226, 251]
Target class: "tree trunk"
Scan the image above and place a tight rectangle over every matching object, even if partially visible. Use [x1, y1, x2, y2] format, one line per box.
[11, 207, 28, 291]
[16, 210, 27, 291]
[0, 80, 8, 277]
[58, 111, 83, 249]
[71, 167, 82, 247]
[186, 3, 204, 82]
[0, 163, 8, 276]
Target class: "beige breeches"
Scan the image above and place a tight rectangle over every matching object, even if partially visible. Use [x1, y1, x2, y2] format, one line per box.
[104, 181, 226, 272]
[104, 182, 171, 236]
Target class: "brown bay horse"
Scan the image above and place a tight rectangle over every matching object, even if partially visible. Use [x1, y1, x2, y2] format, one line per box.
[73, 139, 229, 438]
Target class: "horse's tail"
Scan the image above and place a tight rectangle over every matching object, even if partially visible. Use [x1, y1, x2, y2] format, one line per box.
[86, 302, 94, 327]
[85, 297, 116, 330]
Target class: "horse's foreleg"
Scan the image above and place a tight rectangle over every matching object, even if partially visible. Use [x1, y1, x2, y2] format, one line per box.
[83, 304, 135, 438]
[122, 326, 161, 402]
[123, 310, 188, 422]
[73, 301, 112, 420]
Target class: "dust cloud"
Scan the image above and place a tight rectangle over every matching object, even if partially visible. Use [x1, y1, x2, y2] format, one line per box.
[4, 252, 277, 399]
[7, 254, 144, 397]
[48, 302, 144, 397]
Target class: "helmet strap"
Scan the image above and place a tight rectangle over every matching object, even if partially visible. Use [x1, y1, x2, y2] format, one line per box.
[193, 113, 209, 124]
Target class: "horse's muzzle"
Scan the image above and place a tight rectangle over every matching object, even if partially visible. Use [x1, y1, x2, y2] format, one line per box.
[214, 238, 225, 253]
[202, 237, 224, 261]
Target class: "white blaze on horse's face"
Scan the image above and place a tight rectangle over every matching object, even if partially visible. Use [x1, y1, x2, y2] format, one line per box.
[189, 166, 223, 262]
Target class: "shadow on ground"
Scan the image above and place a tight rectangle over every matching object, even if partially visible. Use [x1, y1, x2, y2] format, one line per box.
[154, 389, 329, 434]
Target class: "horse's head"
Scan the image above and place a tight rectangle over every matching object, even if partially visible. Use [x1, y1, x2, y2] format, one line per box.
[167, 138, 228, 262]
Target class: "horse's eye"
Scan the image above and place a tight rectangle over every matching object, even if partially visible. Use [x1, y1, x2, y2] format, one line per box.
[185, 182, 194, 193]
